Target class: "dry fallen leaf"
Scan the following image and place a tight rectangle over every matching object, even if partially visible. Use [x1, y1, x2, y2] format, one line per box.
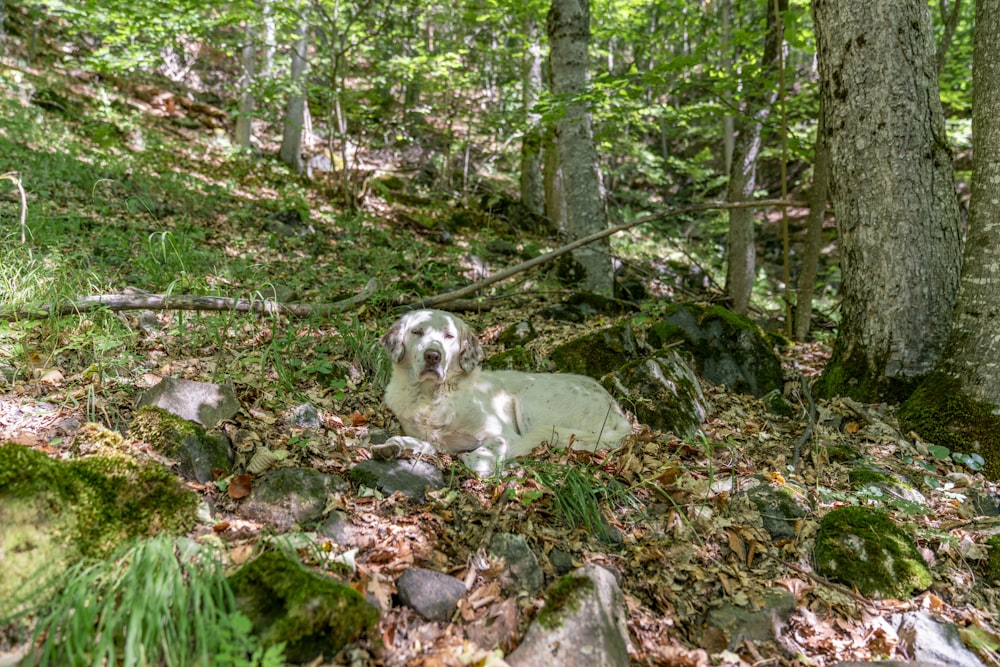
[228, 473, 253, 499]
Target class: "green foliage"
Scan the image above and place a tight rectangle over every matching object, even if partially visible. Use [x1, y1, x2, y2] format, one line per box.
[518, 460, 641, 543]
[3, 534, 285, 667]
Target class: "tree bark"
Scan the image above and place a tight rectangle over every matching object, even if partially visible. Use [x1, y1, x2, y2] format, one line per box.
[724, 0, 786, 315]
[279, 15, 310, 174]
[546, 0, 613, 295]
[814, 0, 962, 400]
[936, 0, 1000, 403]
[520, 12, 545, 218]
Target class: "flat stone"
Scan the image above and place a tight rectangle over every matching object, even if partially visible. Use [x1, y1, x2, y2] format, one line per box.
[396, 567, 466, 622]
[136, 377, 240, 429]
[349, 459, 444, 501]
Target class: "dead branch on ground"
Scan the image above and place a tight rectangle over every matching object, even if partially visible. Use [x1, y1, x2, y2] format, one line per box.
[0, 279, 378, 321]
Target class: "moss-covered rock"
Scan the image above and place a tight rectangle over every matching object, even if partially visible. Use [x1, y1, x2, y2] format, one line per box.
[646, 304, 782, 397]
[0, 442, 198, 601]
[130, 405, 233, 483]
[228, 549, 378, 663]
[603, 352, 707, 438]
[898, 371, 1000, 480]
[484, 346, 537, 372]
[987, 535, 1000, 583]
[496, 320, 538, 349]
[550, 322, 639, 378]
[814, 506, 932, 599]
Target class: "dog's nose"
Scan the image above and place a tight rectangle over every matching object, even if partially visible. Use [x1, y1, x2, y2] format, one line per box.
[424, 349, 441, 366]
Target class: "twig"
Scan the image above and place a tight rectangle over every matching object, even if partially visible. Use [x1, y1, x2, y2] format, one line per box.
[1, 172, 28, 243]
[403, 199, 808, 310]
[791, 373, 817, 472]
[0, 278, 378, 321]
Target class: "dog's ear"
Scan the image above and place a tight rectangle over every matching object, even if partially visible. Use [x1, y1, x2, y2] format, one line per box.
[458, 322, 484, 372]
[380, 319, 406, 363]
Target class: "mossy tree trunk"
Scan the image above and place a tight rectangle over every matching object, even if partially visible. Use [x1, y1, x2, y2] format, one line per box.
[279, 9, 310, 174]
[813, 0, 963, 401]
[899, 0, 1000, 480]
[937, 0, 1000, 404]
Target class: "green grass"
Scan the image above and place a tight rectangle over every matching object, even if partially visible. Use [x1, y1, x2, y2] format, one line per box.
[3, 534, 285, 667]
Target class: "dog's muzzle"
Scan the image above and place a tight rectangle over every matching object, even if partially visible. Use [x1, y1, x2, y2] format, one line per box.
[420, 347, 444, 379]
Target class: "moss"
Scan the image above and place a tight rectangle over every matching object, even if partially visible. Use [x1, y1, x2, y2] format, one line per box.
[229, 549, 378, 663]
[764, 390, 795, 418]
[130, 405, 232, 481]
[987, 535, 1000, 582]
[816, 341, 920, 402]
[130, 405, 206, 459]
[847, 469, 899, 487]
[484, 346, 536, 372]
[898, 371, 1000, 480]
[0, 442, 197, 558]
[535, 572, 595, 631]
[550, 323, 638, 378]
[814, 506, 932, 599]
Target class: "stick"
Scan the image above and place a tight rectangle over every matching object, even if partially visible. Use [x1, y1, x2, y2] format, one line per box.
[404, 199, 808, 310]
[0, 279, 378, 321]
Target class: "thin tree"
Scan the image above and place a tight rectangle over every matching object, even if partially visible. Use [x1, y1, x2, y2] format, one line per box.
[813, 0, 962, 400]
[546, 0, 612, 295]
[279, 10, 311, 174]
[724, 0, 787, 315]
[520, 7, 545, 218]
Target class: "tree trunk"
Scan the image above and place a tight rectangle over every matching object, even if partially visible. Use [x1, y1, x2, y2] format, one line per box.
[279, 16, 310, 174]
[814, 0, 962, 400]
[724, 0, 785, 315]
[546, 0, 613, 295]
[793, 99, 832, 341]
[936, 0, 1000, 402]
[235, 28, 256, 149]
[520, 12, 545, 218]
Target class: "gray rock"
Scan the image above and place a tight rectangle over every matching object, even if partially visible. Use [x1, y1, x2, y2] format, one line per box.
[738, 476, 809, 542]
[705, 587, 796, 649]
[136, 377, 240, 429]
[239, 467, 348, 530]
[318, 510, 363, 547]
[285, 403, 321, 430]
[603, 352, 708, 439]
[396, 567, 466, 622]
[129, 406, 233, 483]
[497, 320, 538, 349]
[647, 304, 783, 397]
[489, 533, 544, 595]
[349, 459, 445, 501]
[894, 611, 986, 667]
[506, 564, 630, 667]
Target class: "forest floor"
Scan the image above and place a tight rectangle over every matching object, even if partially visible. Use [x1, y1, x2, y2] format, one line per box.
[1, 38, 1000, 667]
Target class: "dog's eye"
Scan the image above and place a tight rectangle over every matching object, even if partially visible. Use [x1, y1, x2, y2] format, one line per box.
[444, 332, 455, 340]
[411, 329, 424, 336]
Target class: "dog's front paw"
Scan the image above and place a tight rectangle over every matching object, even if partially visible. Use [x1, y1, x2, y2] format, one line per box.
[370, 439, 404, 460]
[460, 448, 504, 476]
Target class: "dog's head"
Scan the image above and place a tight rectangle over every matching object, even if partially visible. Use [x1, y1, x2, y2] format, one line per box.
[381, 309, 484, 382]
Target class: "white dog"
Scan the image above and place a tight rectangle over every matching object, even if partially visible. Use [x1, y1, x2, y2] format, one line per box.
[378, 309, 632, 474]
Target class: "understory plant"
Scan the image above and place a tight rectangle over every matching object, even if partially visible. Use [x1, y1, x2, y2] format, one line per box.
[3, 534, 284, 667]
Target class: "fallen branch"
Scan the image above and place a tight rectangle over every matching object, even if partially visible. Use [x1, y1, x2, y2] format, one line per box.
[1, 278, 378, 321]
[403, 198, 809, 310]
